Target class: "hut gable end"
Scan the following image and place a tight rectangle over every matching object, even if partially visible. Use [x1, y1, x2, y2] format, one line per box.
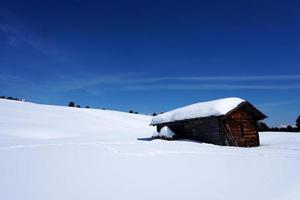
[221, 104, 266, 147]
[224, 102, 267, 121]
[225, 106, 256, 120]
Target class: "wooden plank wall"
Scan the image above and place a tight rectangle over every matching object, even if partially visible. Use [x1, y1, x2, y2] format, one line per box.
[224, 108, 260, 147]
[157, 118, 221, 144]
[182, 117, 221, 144]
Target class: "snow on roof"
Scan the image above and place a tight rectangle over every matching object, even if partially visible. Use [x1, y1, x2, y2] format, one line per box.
[150, 97, 245, 125]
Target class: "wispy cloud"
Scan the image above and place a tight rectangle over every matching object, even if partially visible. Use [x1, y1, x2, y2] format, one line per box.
[0, 74, 36, 96]
[0, 74, 32, 85]
[123, 83, 300, 91]
[165, 75, 300, 82]
[0, 23, 18, 46]
[257, 100, 300, 107]
[0, 12, 67, 61]
[44, 74, 300, 92]
[55, 74, 300, 86]
[0, 23, 15, 32]
[1, 73, 300, 97]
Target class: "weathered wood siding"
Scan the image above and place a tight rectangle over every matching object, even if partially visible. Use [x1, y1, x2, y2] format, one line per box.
[157, 117, 221, 145]
[222, 107, 260, 147]
[183, 118, 221, 144]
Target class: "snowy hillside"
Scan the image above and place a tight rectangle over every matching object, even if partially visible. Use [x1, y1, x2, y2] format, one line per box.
[0, 99, 300, 200]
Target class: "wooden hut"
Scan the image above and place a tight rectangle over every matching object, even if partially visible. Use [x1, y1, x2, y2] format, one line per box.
[150, 97, 267, 147]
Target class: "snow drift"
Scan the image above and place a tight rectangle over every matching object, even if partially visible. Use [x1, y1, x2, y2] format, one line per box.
[152, 126, 176, 139]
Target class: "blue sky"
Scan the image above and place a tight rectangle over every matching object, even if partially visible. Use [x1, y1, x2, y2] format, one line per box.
[1, 0, 300, 126]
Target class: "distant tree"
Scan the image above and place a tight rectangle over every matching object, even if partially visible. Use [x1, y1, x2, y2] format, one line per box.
[257, 122, 269, 131]
[296, 116, 300, 129]
[152, 113, 157, 116]
[6, 97, 13, 100]
[286, 125, 293, 132]
[129, 110, 138, 114]
[86, 106, 90, 108]
[76, 105, 81, 108]
[0, 96, 5, 99]
[68, 101, 75, 107]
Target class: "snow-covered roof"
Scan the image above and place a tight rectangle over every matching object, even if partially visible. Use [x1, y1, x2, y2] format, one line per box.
[150, 97, 245, 125]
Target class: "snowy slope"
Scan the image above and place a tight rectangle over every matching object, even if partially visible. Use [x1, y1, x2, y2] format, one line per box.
[0, 99, 153, 140]
[0, 99, 300, 200]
